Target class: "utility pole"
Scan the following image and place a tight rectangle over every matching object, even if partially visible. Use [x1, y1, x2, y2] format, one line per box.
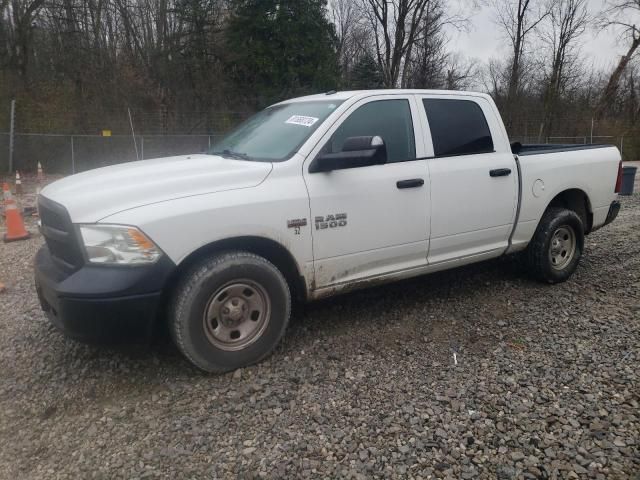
[8, 99, 15, 173]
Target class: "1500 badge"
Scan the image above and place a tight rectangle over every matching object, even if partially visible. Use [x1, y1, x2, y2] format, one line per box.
[315, 213, 347, 230]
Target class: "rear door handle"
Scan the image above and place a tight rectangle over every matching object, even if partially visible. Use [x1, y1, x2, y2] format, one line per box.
[490, 168, 512, 177]
[396, 178, 424, 189]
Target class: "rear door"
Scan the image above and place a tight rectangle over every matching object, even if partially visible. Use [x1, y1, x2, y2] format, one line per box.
[303, 95, 430, 288]
[416, 95, 518, 264]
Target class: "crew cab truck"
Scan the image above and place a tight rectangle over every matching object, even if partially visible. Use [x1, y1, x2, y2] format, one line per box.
[35, 89, 623, 372]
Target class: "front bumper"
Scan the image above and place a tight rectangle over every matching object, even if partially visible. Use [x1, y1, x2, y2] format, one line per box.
[34, 246, 175, 342]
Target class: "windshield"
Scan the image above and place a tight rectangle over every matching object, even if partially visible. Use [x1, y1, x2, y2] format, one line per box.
[209, 100, 343, 162]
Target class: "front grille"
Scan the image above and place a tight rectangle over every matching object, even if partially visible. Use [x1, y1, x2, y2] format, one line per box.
[38, 196, 84, 271]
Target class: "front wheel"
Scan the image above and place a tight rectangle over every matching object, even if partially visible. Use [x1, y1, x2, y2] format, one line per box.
[170, 251, 291, 372]
[524, 207, 584, 283]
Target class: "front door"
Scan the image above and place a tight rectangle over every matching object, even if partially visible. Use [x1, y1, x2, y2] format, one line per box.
[303, 95, 430, 289]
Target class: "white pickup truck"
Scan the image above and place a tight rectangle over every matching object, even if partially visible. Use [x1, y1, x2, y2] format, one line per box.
[35, 89, 623, 372]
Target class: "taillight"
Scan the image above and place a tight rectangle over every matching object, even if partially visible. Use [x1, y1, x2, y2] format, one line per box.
[615, 160, 623, 193]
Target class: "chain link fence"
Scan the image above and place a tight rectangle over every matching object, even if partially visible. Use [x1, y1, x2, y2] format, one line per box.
[1, 130, 637, 175]
[0, 133, 224, 174]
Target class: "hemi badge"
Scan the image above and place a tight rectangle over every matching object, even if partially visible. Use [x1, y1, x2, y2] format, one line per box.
[287, 218, 307, 228]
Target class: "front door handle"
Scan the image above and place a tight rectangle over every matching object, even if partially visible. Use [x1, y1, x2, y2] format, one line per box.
[490, 168, 512, 177]
[396, 178, 424, 189]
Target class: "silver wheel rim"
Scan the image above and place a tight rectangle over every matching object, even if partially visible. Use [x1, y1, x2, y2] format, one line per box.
[202, 280, 271, 351]
[548, 225, 576, 270]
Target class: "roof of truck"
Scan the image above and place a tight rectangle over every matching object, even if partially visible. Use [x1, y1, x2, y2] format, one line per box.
[276, 89, 491, 104]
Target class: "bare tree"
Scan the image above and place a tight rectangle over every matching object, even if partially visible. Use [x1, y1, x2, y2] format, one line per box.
[621, 66, 639, 124]
[403, 0, 477, 92]
[330, 0, 371, 86]
[360, 0, 442, 87]
[402, 0, 449, 88]
[331, 0, 356, 80]
[443, 54, 479, 90]
[538, 0, 589, 137]
[595, 0, 640, 119]
[2, 0, 46, 77]
[482, 58, 508, 100]
[488, 0, 551, 127]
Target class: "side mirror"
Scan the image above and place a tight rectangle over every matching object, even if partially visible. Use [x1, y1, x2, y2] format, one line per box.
[309, 136, 387, 173]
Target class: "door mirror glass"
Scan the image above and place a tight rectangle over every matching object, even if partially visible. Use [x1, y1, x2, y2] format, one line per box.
[309, 136, 387, 173]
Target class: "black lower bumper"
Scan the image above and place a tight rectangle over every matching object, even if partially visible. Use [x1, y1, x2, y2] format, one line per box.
[603, 200, 621, 227]
[34, 246, 175, 342]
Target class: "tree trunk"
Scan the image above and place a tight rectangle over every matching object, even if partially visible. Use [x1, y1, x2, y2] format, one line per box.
[595, 33, 640, 120]
[504, 0, 526, 131]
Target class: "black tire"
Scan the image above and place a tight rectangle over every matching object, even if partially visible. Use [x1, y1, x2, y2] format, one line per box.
[170, 251, 291, 373]
[524, 207, 584, 283]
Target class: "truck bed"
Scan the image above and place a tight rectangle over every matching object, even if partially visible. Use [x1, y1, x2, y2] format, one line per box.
[511, 143, 614, 156]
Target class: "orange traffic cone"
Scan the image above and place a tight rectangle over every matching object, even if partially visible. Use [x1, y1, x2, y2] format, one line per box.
[15, 171, 23, 195]
[3, 183, 30, 242]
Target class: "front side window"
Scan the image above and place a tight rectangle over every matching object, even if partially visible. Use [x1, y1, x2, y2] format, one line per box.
[323, 99, 416, 163]
[423, 98, 494, 157]
[210, 100, 343, 162]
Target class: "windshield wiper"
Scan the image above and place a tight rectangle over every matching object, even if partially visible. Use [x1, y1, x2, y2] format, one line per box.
[212, 149, 253, 161]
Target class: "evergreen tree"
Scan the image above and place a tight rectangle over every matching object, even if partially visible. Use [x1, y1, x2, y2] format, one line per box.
[350, 53, 384, 90]
[226, 0, 339, 107]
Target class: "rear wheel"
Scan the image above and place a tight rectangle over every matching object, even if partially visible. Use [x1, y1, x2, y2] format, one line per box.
[170, 251, 291, 372]
[524, 207, 584, 283]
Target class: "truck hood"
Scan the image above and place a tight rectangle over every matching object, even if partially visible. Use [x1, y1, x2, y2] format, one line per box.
[40, 154, 273, 222]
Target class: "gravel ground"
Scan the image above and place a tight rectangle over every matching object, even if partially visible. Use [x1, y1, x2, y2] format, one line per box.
[0, 172, 639, 479]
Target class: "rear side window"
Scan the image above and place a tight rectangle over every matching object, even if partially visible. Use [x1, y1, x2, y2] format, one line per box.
[324, 99, 416, 163]
[423, 99, 494, 157]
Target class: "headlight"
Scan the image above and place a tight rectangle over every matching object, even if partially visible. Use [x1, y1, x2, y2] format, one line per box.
[79, 225, 162, 265]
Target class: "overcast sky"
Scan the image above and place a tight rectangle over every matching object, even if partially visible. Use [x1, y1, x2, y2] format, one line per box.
[450, 0, 630, 71]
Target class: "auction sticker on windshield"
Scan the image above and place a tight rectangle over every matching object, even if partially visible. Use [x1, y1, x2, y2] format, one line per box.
[285, 115, 319, 127]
